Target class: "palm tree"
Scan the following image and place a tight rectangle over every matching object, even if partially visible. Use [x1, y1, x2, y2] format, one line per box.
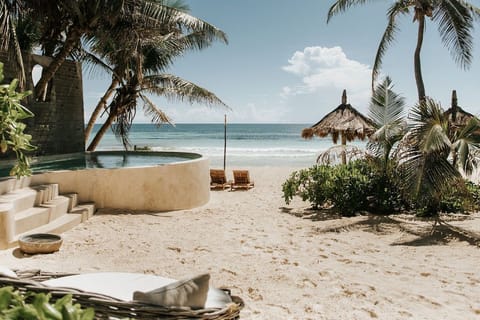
[327, 0, 480, 102]
[84, 2, 228, 150]
[83, 0, 227, 143]
[87, 73, 227, 151]
[31, 0, 127, 101]
[398, 98, 480, 215]
[367, 76, 407, 169]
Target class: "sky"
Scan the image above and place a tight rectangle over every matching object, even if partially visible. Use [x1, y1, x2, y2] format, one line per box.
[82, 0, 480, 124]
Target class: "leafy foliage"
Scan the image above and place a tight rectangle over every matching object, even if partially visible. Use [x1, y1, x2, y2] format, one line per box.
[0, 62, 35, 177]
[282, 159, 404, 216]
[367, 76, 407, 167]
[282, 165, 332, 209]
[0, 286, 94, 320]
[397, 98, 480, 216]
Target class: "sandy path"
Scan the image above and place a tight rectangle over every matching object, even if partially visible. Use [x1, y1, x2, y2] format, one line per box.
[1, 166, 480, 319]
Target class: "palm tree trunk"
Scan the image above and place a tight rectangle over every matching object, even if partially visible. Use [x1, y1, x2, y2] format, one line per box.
[84, 79, 119, 143]
[414, 13, 426, 102]
[87, 110, 117, 151]
[34, 28, 81, 100]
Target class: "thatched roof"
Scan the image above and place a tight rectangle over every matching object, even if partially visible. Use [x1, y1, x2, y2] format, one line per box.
[302, 90, 375, 144]
[443, 90, 477, 127]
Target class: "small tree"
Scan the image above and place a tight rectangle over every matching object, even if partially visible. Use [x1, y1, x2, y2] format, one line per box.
[0, 62, 35, 177]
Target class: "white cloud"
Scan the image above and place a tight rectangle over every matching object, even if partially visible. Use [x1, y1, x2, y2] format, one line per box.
[282, 46, 372, 98]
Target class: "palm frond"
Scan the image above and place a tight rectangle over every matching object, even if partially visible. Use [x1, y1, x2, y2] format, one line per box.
[367, 77, 407, 164]
[409, 99, 450, 154]
[399, 146, 458, 202]
[327, 0, 375, 22]
[139, 1, 228, 44]
[433, 0, 475, 69]
[371, 1, 409, 90]
[451, 117, 480, 174]
[79, 48, 115, 79]
[142, 74, 229, 108]
[140, 93, 173, 125]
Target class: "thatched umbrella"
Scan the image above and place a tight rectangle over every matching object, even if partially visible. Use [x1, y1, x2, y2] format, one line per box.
[444, 90, 476, 128]
[302, 90, 375, 164]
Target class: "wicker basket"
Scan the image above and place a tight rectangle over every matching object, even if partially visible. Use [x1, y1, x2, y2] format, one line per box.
[0, 270, 244, 319]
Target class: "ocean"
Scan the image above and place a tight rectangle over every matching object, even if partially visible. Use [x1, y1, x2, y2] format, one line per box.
[89, 123, 366, 168]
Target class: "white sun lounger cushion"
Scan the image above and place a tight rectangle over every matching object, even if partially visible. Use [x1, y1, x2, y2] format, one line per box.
[42, 272, 232, 309]
[0, 266, 17, 278]
[133, 273, 210, 309]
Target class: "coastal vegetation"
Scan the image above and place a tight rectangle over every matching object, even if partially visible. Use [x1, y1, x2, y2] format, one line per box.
[283, 1, 480, 217]
[284, 77, 480, 216]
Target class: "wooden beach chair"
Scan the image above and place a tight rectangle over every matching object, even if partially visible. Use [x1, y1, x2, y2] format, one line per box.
[0, 269, 244, 319]
[210, 169, 232, 190]
[231, 170, 255, 190]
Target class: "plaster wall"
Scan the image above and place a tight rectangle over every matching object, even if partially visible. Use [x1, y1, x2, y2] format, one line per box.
[28, 156, 210, 211]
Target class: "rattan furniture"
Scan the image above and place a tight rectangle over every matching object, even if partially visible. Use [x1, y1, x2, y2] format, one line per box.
[0, 269, 243, 319]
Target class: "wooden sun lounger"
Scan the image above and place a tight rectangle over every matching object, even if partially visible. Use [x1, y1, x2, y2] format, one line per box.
[210, 169, 232, 190]
[231, 170, 254, 190]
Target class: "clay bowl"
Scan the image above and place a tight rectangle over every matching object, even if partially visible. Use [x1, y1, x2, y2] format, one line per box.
[18, 233, 63, 254]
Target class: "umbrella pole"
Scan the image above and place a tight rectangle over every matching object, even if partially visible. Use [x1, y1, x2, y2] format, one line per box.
[223, 114, 227, 171]
[341, 134, 347, 165]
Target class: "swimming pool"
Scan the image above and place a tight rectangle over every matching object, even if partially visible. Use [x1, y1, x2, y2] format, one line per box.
[0, 151, 210, 211]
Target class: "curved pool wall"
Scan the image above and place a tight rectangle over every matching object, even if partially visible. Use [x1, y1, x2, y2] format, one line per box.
[1, 151, 210, 212]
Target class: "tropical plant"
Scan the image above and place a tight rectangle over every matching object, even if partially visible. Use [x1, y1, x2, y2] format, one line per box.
[0, 62, 35, 177]
[282, 159, 404, 215]
[367, 76, 407, 169]
[0, 286, 94, 319]
[282, 165, 333, 209]
[25, 0, 128, 101]
[327, 0, 480, 101]
[397, 98, 480, 215]
[83, 0, 228, 150]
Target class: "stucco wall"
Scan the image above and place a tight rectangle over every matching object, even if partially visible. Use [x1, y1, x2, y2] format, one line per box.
[29, 157, 211, 211]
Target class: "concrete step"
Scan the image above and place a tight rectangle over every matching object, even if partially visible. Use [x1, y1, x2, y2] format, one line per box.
[40, 196, 70, 221]
[14, 207, 51, 234]
[63, 193, 78, 212]
[70, 202, 95, 222]
[31, 184, 59, 205]
[0, 188, 37, 212]
[10, 213, 83, 248]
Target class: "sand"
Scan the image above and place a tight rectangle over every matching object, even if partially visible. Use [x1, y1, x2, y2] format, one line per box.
[1, 166, 480, 319]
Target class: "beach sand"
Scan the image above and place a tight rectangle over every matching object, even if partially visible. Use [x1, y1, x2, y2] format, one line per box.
[1, 166, 480, 319]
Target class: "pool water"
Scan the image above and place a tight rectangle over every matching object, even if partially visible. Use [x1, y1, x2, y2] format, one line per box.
[0, 151, 201, 176]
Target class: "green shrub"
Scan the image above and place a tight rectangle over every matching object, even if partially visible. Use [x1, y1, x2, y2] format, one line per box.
[329, 161, 371, 216]
[282, 165, 332, 209]
[438, 180, 480, 214]
[282, 159, 404, 216]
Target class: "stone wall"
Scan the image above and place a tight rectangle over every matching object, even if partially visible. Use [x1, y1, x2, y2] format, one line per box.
[0, 52, 85, 156]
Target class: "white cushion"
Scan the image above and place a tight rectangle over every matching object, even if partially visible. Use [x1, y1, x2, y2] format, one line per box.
[42, 272, 231, 309]
[0, 266, 17, 278]
[133, 273, 210, 309]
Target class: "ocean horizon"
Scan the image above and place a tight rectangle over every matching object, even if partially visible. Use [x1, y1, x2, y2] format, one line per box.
[89, 123, 367, 168]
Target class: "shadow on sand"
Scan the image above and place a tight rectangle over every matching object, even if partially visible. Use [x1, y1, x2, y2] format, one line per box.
[280, 206, 480, 247]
